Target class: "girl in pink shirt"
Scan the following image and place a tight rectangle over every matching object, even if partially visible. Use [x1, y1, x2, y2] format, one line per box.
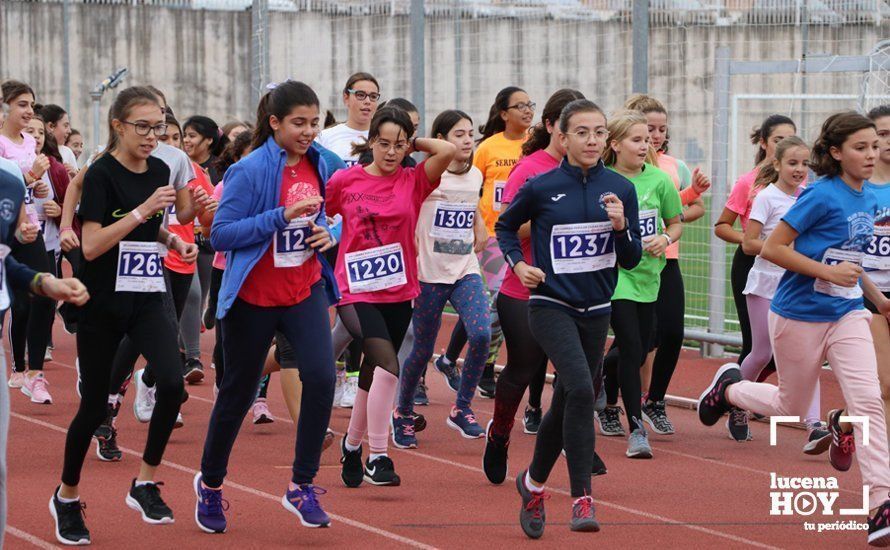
[326, 107, 455, 487]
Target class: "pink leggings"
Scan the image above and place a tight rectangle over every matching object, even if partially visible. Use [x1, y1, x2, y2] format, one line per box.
[740, 294, 821, 425]
[728, 309, 890, 510]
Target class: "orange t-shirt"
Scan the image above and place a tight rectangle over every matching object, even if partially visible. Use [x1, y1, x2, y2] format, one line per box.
[475, 132, 527, 236]
[164, 163, 215, 274]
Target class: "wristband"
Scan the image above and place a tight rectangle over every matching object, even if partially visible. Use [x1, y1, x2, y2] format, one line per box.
[60, 226, 73, 234]
[131, 209, 146, 224]
[31, 273, 47, 297]
[28, 170, 37, 182]
[410, 137, 418, 150]
[661, 233, 673, 246]
[166, 233, 178, 248]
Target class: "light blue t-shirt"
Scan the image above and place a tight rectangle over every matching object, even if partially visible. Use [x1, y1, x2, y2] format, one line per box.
[771, 176, 878, 322]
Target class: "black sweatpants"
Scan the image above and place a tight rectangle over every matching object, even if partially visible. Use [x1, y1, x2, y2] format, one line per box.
[527, 306, 609, 498]
[201, 283, 335, 487]
[603, 299, 656, 432]
[208, 266, 225, 389]
[62, 292, 183, 486]
[9, 236, 54, 372]
[647, 259, 685, 402]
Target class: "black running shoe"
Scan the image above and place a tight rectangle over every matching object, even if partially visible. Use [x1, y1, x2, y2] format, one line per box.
[340, 438, 364, 488]
[802, 422, 831, 455]
[591, 451, 607, 476]
[483, 420, 509, 484]
[697, 363, 742, 426]
[868, 499, 890, 547]
[523, 406, 542, 435]
[642, 400, 675, 435]
[184, 358, 205, 385]
[96, 427, 123, 462]
[413, 380, 429, 406]
[477, 376, 496, 399]
[726, 407, 752, 442]
[363, 455, 401, 486]
[125, 480, 174, 524]
[49, 488, 90, 546]
[202, 307, 216, 331]
[411, 412, 427, 433]
[596, 406, 625, 437]
[93, 402, 118, 441]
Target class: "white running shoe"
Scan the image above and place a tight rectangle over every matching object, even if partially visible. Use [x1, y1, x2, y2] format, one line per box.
[133, 369, 156, 423]
[339, 376, 358, 408]
[333, 368, 347, 407]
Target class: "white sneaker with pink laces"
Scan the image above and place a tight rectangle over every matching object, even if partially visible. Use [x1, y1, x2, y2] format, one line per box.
[21, 372, 52, 404]
[252, 398, 274, 424]
[7, 371, 25, 389]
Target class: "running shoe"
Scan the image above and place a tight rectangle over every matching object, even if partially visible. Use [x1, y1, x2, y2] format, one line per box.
[184, 358, 205, 385]
[391, 411, 417, 449]
[44, 347, 53, 362]
[7, 371, 24, 389]
[202, 307, 215, 331]
[571, 496, 600, 532]
[477, 373, 496, 399]
[281, 484, 330, 528]
[339, 376, 358, 408]
[697, 363, 742, 426]
[323, 428, 335, 451]
[523, 406, 542, 435]
[434, 355, 461, 393]
[252, 398, 274, 425]
[49, 487, 90, 546]
[363, 455, 401, 486]
[21, 372, 52, 404]
[133, 369, 156, 423]
[193, 473, 227, 533]
[828, 408, 855, 472]
[516, 469, 548, 539]
[96, 427, 122, 462]
[174, 413, 184, 429]
[93, 402, 117, 441]
[592, 451, 607, 476]
[626, 427, 653, 459]
[59, 302, 78, 335]
[803, 421, 831, 455]
[483, 420, 509, 485]
[413, 379, 429, 406]
[411, 411, 427, 432]
[340, 438, 364, 488]
[595, 406, 625, 437]
[726, 407, 752, 442]
[642, 400, 675, 435]
[332, 366, 346, 407]
[868, 499, 890, 547]
[447, 406, 485, 439]
[126, 479, 174, 524]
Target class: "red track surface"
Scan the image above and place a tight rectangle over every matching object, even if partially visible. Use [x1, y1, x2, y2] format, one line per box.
[5, 315, 873, 549]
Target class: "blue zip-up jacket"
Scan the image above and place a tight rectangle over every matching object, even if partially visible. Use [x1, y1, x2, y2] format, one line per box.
[0, 170, 38, 313]
[495, 159, 642, 316]
[212, 137, 341, 319]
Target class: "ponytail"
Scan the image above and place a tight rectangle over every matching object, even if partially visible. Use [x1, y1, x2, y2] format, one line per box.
[750, 114, 796, 165]
[522, 88, 584, 157]
[479, 86, 524, 142]
[251, 80, 320, 151]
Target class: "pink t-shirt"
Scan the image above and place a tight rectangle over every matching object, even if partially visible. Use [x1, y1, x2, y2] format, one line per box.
[211, 181, 226, 270]
[0, 133, 36, 177]
[724, 167, 760, 231]
[326, 161, 439, 305]
[499, 149, 560, 301]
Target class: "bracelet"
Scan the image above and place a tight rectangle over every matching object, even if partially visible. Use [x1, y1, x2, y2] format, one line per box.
[28, 170, 37, 182]
[60, 226, 73, 234]
[30, 273, 47, 296]
[661, 233, 673, 246]
[410, 137, 418, 150]
[166, 232, 178, 248]
[131, 209, 146, 224]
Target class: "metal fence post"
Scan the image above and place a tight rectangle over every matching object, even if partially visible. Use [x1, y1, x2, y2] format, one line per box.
[706, 45, 731, 358]
[632, 0, 649, 93]
[411, 0, 426, 137]
[63, 0, 71, 112]
[251, 0, 270, 101]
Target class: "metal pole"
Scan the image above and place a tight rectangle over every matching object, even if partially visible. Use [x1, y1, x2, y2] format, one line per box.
[251, 0, 270, 101]
[706, 45, 732, 358]
[454, 8, 462, 109]
[411, 0, 426, 136]
[631, 0, 649, 93]
[91, 92, 102, 154]
[800, 0, 809, 135]
[62, 0, 71, 113]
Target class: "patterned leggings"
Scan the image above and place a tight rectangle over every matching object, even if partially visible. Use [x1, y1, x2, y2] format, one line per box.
[398, 274, 491, 416]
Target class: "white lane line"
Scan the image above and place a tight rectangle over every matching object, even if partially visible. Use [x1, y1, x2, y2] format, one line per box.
[6, 526, 62, 549]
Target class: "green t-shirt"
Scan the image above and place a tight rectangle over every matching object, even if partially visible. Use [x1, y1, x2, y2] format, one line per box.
[609, 163, 683, 302]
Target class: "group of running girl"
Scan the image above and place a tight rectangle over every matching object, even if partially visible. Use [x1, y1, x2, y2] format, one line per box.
[0, 72, 888, 547]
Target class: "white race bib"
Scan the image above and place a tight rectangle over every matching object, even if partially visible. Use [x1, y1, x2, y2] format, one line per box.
[345, 243, 407, 294]
[493, 181, 506, 212]
[549, 222, 615, 274]
[116, 241, 165, 293]
[862, 225, 890, 271]
[273, 218, 314, 268]
[638, 208, 659, 241]
[814, 247, 863, 299]
[430, 202, 475, 240]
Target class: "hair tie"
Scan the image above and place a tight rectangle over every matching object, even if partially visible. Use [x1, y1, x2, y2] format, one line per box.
[265, 82, 279, 91]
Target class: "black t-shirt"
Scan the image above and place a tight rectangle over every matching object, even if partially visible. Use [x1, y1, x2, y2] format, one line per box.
[79, 153, 170, 293]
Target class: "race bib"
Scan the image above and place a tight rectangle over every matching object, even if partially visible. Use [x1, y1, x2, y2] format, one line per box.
[814, 248, 863, 299]
[493, 181, 506, 212]
[862, 225, 890, 271]
[273, 218, 313, 268]
[345, 243, 407, 294]
[167, 203, 180, 227]
[116, 241, 165, 293]
[549, 222, 615, 274]
[430, 202, 475, 240]
[639, 208, 659, 241]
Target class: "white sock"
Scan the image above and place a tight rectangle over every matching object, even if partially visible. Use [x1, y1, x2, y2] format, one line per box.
[369, 452, 387, 462]
[525, 471, 543, 494]
[56, 489, 79, 503]
[134, 480, 155, 487]
[108, 394, 120, 406]
[344, 440, 361, 452]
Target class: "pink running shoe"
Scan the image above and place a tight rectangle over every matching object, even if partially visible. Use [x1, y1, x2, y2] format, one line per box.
[21, 372, 52, 404]
[7, 371, 25, 389]
[252, 398, 274, 424]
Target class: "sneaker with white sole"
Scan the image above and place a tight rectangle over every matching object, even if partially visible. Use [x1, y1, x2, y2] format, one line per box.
[446, 406, 485, 439]
[133, 369, 156, 423]
[125, 479, 174, 524]
[339, 376, 358, 408]
[7, 371, 25, 389]
[626, 427, 653, 459]
[49, 488, 90, 545]
[21, 372, 52, 404]
[596, 406, 625, 437]
[252, 398, 274, 424]
[802, 421, 831, 455]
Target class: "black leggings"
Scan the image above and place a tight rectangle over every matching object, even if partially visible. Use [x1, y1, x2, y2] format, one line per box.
[603, 299, 656, 432]
[208, 267, 225, 389]
[527, 306, 609, 498]
[647, 259, 685, 402]
[9, 236, 54, 372]
[490, 294, 548, 438]
[337, 301, 412, 391]
[730, 245, 756, 364]
[63, 292, 183, 486]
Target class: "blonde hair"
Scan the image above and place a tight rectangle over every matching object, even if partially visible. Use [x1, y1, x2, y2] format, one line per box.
[752, 136, 809, 193]
[624, 94, 667, 115]
[603, 110, 659, 167]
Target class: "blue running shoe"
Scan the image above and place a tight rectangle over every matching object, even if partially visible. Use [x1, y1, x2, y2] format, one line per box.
[434, 355, 460, 393]
[391, 411, 418, 449]
[193, 472, 228, 534]
[413, 379, 429, 406]
[281, 484, 330, 528]
[446, 406, 485, 439]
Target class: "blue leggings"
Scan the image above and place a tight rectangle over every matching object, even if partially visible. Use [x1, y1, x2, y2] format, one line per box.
[398, 274, 491, 415]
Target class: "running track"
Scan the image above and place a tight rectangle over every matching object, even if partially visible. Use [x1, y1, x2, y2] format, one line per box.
[5, 317, 868, 549]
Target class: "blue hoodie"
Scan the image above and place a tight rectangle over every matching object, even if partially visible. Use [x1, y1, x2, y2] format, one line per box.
[495, 159, 642, 316]
[212, 137, 341, 319]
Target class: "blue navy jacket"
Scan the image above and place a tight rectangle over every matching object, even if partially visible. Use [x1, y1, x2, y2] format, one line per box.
[495, 159, 642, 316]
[0, 170, 38, 311]
[211, 138, 341, 319]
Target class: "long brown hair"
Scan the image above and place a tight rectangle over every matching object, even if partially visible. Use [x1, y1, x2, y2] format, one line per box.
[752, 136, 809, 192]
[522, 88, 584, 157]
[810, 111, 875, 178]
[106, 86, 162, 153]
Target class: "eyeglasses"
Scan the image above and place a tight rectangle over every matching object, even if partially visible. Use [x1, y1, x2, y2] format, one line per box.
[347, 89, 381, 102]
[565, 129, 610, 141]
[122, 121, 168, 137]
[374, 140, 409, 153]
[507, 102, 536, 113]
